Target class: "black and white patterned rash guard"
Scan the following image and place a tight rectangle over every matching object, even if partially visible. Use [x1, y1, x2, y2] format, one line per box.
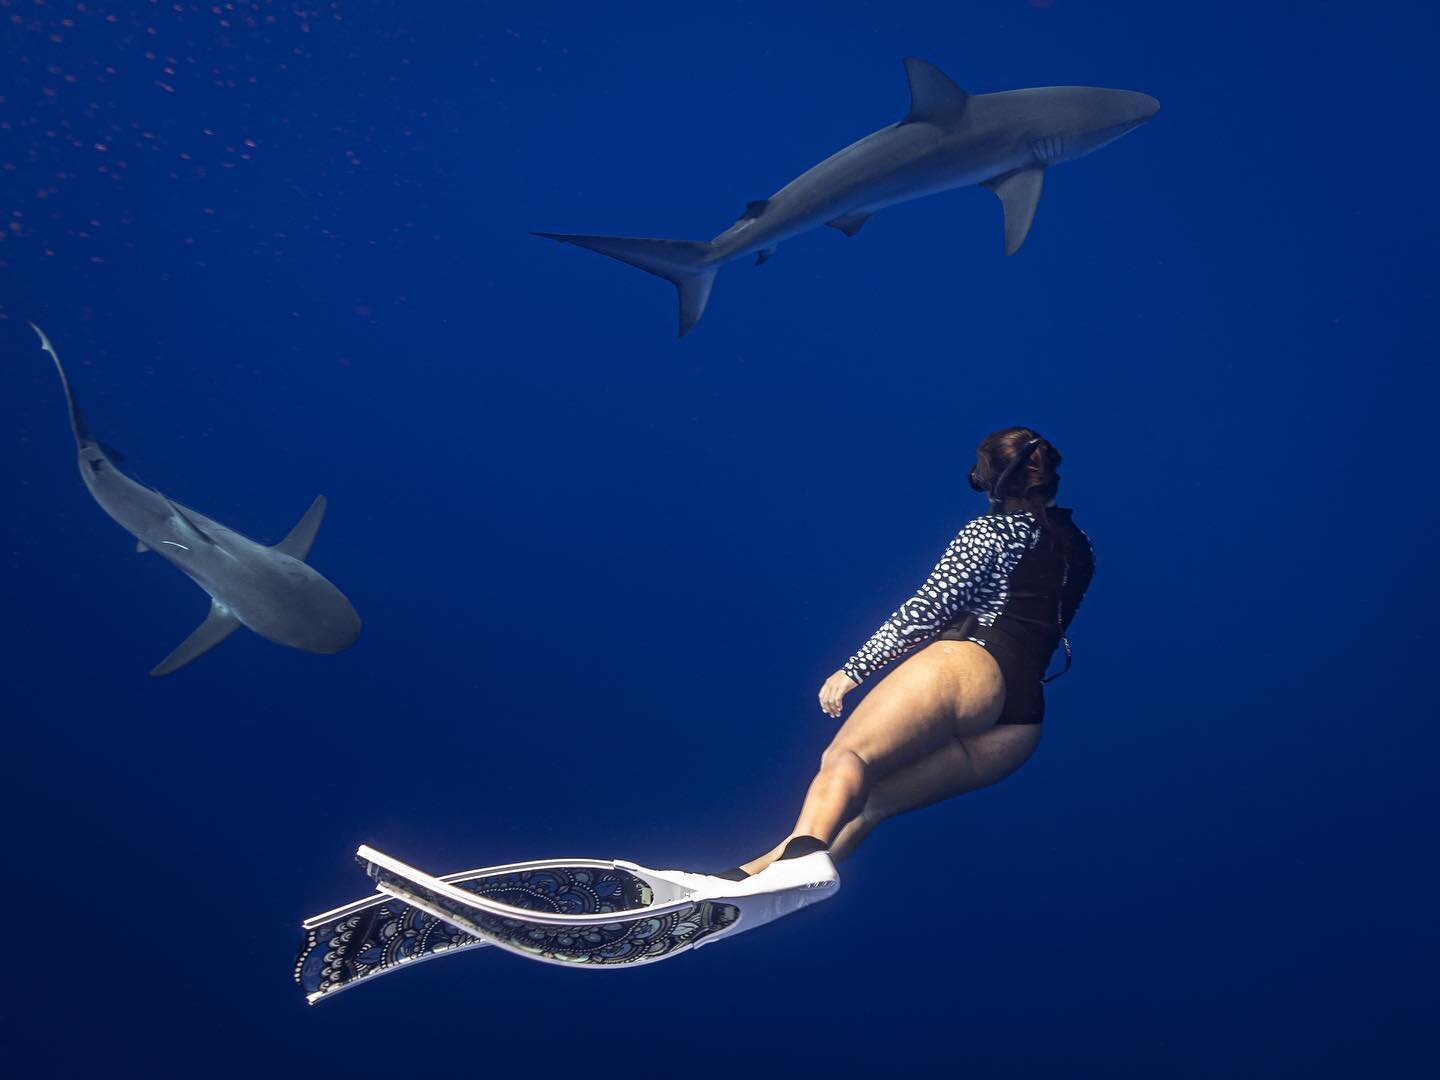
[841, 509, 1093, 686]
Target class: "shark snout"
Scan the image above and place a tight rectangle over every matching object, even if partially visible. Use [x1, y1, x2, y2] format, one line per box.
[305, 601, 362, 654]
[1127, 92, 1161, 127]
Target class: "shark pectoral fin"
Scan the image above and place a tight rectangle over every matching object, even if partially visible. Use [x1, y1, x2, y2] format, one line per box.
[274, 495, 327, 561]
[135, 540, 150, 553]
[984, 166, 1046, 256]
[149, 601, 241, 677]
[901, 57, 970, 123]
[755, 247, 777, 266]
[827, 212, 871, 238]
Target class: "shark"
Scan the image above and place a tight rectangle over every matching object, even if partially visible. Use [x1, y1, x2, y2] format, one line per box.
[29, 323, 362, 676]
[536, 57, 1159, 336]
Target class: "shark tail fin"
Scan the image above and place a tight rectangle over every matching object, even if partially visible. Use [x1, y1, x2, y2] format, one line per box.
[29, 322, 92, 445]
[274, 495, 327, 561]
[533, 232, 718, 337]
[150, 600, 241, 677]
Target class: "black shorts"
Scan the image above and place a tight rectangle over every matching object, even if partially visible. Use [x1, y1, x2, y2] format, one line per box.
[936, 619, 1045, 725]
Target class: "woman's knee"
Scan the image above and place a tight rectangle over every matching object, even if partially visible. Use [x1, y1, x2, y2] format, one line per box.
[818, 745, 870, 792]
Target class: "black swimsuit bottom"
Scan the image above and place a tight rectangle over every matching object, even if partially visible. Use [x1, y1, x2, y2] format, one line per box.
[842, 509, 1093, 727]
[938, 616, 1045, 726]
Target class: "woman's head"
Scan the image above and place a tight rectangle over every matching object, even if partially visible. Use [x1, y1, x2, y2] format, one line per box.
[970, 427, 1062, 510]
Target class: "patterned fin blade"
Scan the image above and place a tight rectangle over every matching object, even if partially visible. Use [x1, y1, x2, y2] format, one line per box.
[296, 862, 662, 1000]
[373, 867, 740, 970]
[294, 897, 483, 1004]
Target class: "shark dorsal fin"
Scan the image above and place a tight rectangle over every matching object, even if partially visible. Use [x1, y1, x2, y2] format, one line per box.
[163, 497, 219, 546]
[739, 199, 769, 222]
[274, 495, 327, 561]
[902, 58, 969, 123]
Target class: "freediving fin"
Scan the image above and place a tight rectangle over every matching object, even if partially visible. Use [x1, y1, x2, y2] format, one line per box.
[274, 495, 327, 560]
[149, 600, 241, 677]
[984, 166, 1045, 255]
[347, 841, 838, 973]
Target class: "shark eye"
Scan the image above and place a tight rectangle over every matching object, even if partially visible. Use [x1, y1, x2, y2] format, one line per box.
[88, 459, 105, 474]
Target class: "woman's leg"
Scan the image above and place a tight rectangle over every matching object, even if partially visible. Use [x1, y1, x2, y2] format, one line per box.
[828, 722, 1042, 862]
[740, 641, 1004, 875]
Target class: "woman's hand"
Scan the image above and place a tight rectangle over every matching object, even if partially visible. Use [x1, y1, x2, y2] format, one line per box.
[818, 670, 858, 719]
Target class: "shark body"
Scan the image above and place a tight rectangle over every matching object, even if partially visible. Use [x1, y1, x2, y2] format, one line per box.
[30, 324, 361, 676]
[537, 58, 1160, 335]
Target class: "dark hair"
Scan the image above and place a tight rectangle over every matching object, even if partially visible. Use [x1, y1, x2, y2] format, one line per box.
[974, 426, 1063, 517]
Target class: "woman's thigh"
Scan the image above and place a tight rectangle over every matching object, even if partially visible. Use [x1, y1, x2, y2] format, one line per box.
[827, 640, 1006, 777]
[866, 721, 1043, 823]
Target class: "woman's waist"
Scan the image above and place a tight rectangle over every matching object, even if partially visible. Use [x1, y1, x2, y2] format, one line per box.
[937, 612, 1056, 669]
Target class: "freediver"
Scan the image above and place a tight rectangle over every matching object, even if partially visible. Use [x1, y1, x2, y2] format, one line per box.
[735, 427, 1095, 876]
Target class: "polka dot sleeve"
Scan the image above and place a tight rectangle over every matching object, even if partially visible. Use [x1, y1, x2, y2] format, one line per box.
[841, 517, 1007, 684]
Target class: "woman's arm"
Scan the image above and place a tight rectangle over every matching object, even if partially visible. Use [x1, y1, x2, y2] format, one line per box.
[839, 518, 1006, 685]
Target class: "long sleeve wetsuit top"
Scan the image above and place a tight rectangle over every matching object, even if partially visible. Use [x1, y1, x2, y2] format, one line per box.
[842, 509, 1094, 687]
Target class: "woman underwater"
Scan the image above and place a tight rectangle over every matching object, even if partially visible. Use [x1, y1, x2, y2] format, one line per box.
[736, 427, 1095, 876]
[294, 426, 1096, 991]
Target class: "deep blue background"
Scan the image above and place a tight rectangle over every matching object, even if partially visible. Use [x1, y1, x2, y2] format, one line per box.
[2, 1, 1436, 1075]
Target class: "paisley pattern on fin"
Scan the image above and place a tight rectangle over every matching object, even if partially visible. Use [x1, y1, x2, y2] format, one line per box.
[377, 866, 740, 968]
[295, 864, 655, 1000]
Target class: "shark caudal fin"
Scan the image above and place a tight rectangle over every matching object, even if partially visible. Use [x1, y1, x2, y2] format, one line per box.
[29, 322, 92, 446]
[533, 232, 718, 337]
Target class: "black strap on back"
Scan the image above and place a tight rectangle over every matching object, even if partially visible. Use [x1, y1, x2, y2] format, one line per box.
[1041, 560, 1072, 683]
[986, 437, 1042, 512]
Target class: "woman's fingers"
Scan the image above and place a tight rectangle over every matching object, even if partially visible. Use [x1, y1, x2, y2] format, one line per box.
[818, 682, 834, 716]
[818, 671, 854, 718]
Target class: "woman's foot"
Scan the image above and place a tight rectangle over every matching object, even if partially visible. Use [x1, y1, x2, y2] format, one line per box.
[739, 834, 829, 877]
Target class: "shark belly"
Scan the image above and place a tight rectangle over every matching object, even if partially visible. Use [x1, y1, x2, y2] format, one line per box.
[197, 550, 361, 655]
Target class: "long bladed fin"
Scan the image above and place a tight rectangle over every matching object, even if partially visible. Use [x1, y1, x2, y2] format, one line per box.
[149, 600, 241, 677]
[902, 58, 970, 123]
[29, 322, 92, 445]
[983, 166, 1046, 255]
[274, 495, 327, 561]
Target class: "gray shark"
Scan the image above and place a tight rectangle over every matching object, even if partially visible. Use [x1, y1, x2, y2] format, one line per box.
[536, 58, 1159, 336]
[30, 324, 361, 676]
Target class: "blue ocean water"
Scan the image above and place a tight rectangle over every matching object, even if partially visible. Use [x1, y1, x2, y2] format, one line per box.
[2, 1, 1436, 1075]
